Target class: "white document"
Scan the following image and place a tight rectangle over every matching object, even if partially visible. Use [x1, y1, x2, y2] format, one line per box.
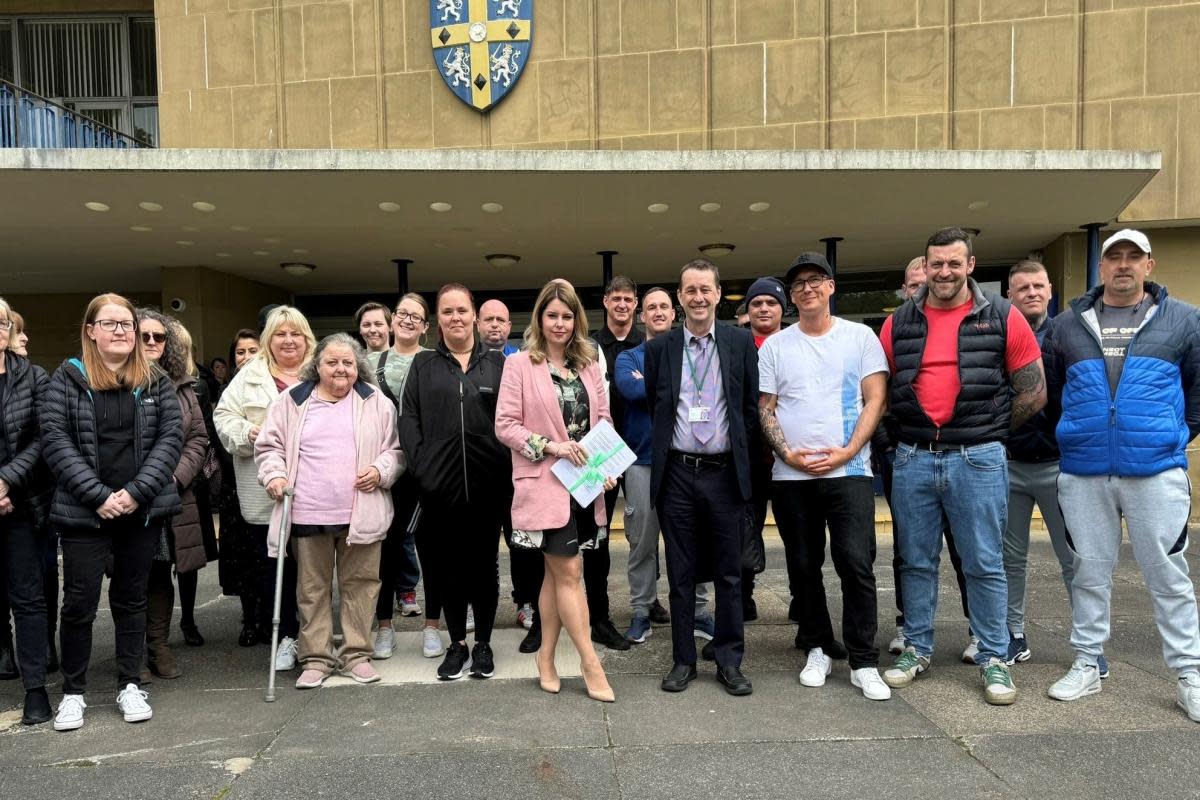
[550, 419, 636, 508]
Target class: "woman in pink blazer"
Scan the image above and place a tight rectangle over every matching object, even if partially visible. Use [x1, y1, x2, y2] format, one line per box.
[495, 281, 617, 703]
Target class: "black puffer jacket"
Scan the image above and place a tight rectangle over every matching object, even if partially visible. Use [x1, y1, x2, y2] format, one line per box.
[399, 341, 510, 508]
[0, 351, 52, 526]
[40, 357, 183, 529]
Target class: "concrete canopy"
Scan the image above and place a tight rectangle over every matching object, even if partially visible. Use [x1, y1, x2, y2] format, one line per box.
[0, 148, 1159, 294]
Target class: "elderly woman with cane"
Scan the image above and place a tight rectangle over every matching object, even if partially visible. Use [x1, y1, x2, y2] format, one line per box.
[255, 333, 403, 689]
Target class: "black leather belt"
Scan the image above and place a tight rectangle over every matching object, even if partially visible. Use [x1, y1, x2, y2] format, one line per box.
[670, 450, 730, 469]
[903, 440, 995, 453]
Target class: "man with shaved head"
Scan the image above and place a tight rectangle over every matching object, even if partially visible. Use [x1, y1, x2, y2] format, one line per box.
[478, 299, 518, 356]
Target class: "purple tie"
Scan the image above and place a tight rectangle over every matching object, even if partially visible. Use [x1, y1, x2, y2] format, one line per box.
[693, 335, 715, 444]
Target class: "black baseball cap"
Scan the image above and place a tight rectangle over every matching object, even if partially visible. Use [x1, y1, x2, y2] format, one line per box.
[785, 252, 833, 287]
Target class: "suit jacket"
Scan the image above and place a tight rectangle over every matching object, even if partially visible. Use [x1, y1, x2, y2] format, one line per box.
[643, 321, 759, 505]
[494, 351, 610, 531]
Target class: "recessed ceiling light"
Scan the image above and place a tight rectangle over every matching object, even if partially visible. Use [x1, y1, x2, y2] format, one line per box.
[130, 225, 152, 232]
[231, 225, 251, 232]
[192, 201, 216, 212]
[481, 202, 503, 213]
[139, 201, 163, 212]
[215, 252, 231, 258]
[176, 240, 195, 246]
[967, 200, 990, 211]
[430, 202, 452, 212]
[647, 203, 669, 214]
[181, 225, 199, 232]
[378, 202, 401, 212]
[253, 250, 271, 256]
[749, 202, 771, 212]
[698, 243, 735, 258]
[84, 201, 110, 212]
[263, 237, 281, 244]
[700, 202, 721, 213]
[281, 262, 316, 276]
[292, 248, 309, 255]
[485, 253, 520, 267]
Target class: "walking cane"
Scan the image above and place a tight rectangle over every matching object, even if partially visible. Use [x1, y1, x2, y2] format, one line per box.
[265, 487, 294, 703]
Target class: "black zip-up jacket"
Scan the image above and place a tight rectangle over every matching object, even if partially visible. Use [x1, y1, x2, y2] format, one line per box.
[0, 351, 52, 526]
[40, 357, 183, 529]
[399, 341, 510, 508]
[593, 324, 644, 440]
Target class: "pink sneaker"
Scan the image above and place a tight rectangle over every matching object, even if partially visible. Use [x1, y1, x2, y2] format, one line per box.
[295, 669, 327, 689]
[344, 661, 381, 684]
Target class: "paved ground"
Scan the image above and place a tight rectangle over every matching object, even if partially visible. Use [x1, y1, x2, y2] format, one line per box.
[2, 530, 1199, 800]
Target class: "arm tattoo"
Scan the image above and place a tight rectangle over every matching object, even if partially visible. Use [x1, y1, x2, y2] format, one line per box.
[758, 400, 791, 460]
[1009, 360, 1046, 430]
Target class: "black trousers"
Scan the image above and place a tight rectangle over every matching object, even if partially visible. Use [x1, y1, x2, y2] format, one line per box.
[375, 477, 421, 621]
[879, 451, 969, 626]
[773, 477, 880, 668]
[745, 457, 773, 601]
[59, 517, 160, 693]
[417, 499, 500, 643]
[2, 510, 48, 690]
[583, 481, 622, 625]
[247, 522, 299, 639]
[659, 458, 746, 668]
[503, 515, 544, 608]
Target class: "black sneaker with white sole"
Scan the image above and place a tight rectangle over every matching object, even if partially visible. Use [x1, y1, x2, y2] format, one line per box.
[437, 642, 472, 681]
[470, 642, 495, 679]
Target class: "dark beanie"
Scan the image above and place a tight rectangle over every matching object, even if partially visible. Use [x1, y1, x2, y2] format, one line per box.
[746, 277, 787, 307]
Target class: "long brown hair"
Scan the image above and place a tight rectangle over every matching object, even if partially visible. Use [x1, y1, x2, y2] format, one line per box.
[80, 293, 155, 391]
[524, 280, 597, 367]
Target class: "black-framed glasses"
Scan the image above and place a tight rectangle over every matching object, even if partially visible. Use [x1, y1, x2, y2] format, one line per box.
[141, 331, 167, 344]
[790, 276, 828, 292]
[91, 319, 136, 333]
[394, 310, 426, 324]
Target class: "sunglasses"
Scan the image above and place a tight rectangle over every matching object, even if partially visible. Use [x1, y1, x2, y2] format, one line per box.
[141, 332, 167, 345]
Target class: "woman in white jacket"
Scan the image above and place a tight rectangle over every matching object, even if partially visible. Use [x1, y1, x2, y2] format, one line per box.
[214, 306, 315, 672]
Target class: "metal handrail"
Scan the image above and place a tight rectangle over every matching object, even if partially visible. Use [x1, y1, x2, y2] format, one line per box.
[0, 77, 153, 148]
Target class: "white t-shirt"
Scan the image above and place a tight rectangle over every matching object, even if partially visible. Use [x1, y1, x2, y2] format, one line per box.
[758, 318, 889, 481]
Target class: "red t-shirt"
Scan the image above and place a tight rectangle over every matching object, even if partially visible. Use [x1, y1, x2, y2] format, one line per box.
[881, 300, 1041, 428]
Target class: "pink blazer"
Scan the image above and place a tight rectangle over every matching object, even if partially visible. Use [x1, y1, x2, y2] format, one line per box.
[495, 351, 611, 531]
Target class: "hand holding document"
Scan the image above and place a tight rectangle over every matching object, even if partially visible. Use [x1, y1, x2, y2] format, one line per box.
[550, 420, 636, 507]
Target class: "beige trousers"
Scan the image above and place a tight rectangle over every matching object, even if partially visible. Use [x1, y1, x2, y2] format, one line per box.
[293, 533, 382, 673]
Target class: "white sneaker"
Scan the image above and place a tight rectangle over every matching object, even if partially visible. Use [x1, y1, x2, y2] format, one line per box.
[799, 647, 832, 688]
[1048, 657, 1102, 702]
[373, 627, 395, 660]
[851, 667, 892, 701]
[466, 605, 476, 633]
[116, 683, 152, 723]
[53, 694, 86, 732]
[888, 627, 905, 655]
[274, 636, 297, 671]
[1177, 671, 1200, 722]
[517, 603, 535, 631]
[961, 635, 980, 664]
[422, 626, 445, 658]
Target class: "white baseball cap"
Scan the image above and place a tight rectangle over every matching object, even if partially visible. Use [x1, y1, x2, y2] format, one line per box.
[1101, 228, 1151, 256]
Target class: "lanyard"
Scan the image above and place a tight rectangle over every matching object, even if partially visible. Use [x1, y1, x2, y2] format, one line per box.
[683, 335, 716, 403]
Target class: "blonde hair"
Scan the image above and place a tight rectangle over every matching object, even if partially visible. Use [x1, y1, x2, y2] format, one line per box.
[172, 319, 199, 379]
[256, 305, 316, 373]
[524, 281, 597, 367]
[80, 293, 155, 391]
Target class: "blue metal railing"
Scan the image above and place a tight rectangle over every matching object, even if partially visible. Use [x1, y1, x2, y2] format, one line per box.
[0, 79, 152, 149]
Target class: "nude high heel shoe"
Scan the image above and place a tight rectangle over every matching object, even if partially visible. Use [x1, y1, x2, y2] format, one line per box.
[582, 662, 615, 703]
[537, 652, 560, 694]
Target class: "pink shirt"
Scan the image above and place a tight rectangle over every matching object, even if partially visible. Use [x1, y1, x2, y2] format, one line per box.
[292, 393, 356, 525]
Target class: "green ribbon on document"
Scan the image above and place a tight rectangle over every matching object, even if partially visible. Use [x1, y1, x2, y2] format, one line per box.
[567, 444, 625, 493]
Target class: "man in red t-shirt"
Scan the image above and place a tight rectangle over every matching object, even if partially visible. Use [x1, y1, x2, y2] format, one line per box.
[878, 227, 1045, 708]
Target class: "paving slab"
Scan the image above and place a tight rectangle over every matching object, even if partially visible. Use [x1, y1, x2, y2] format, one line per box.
[0, 764, 234, 799]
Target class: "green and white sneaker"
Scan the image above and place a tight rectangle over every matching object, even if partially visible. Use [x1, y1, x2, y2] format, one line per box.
[981, 658, 1017, 705]
[883, 646, 930, 688]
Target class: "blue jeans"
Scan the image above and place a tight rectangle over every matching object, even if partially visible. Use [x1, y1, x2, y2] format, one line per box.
[892, 441, 1009, 663]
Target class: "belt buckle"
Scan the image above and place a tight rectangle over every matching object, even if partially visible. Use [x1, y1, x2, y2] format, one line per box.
[682, 453, 701, 468]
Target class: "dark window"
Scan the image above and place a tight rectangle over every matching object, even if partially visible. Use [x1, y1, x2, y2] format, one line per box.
[129, 16, 155, 97]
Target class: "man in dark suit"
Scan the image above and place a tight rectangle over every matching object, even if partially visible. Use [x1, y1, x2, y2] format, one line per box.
[644, 259, 759, 696]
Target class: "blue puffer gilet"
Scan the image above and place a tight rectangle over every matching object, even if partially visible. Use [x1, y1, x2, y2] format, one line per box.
[1043, 282, 1200, 477]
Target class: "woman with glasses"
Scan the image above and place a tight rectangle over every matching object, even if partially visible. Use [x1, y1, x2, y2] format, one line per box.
[135, 309, 210, 680]
[399, 283, 510, 680]
[215, 308, 315, 672]
[0, 299, 54, 724]
[215, 329, 264, 646]
[41, 294, 183, 731]
[370, 293, 433, 660]
[495, 280, 616, 702]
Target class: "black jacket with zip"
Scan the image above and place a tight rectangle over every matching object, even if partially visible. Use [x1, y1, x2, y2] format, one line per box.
[0, 351, 52, 527]
[398, 340, 510, 508]
[40, 357, 183, 529]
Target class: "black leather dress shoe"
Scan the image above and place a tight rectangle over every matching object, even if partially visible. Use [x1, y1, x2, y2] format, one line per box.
[660, 663, 697, 693]
[700, 641, 716, 661]
[0, 645, 17, 680]
[717, 665, 753, 696]
[23, 687, 52, 725]
[518, 626, 541, 654]
[742, 597, 758, 622]
[591, 620, 631, 651]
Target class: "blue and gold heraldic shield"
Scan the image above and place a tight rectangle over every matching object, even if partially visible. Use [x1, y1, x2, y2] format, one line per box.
[430, 0, 532, 112]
